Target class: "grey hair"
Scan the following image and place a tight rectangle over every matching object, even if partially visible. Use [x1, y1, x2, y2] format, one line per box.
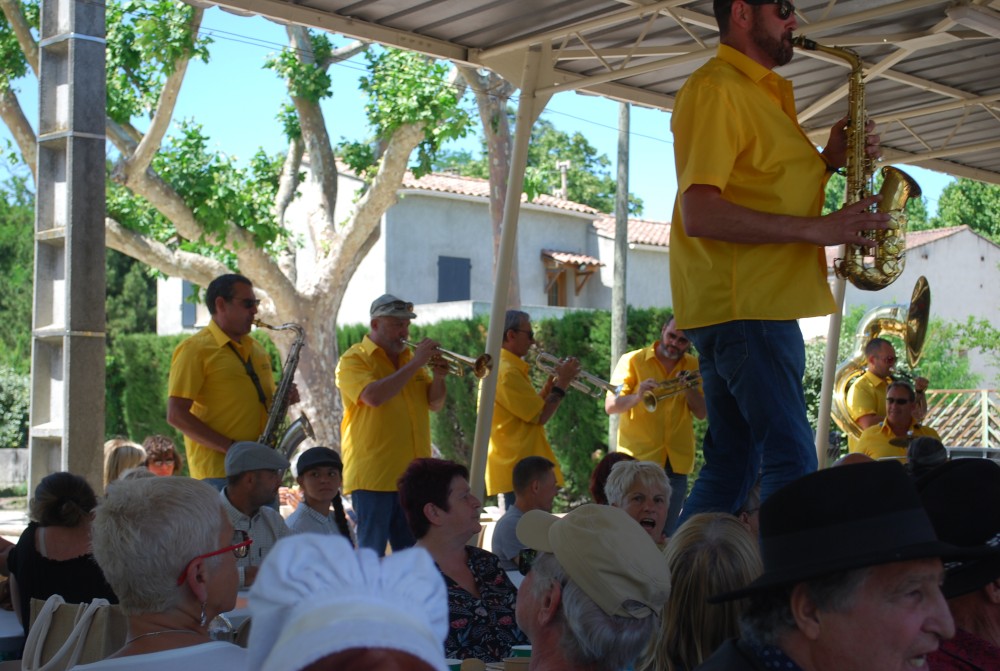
[503, 310, 530, 337]
[92, 477, 225, 615]
[740, 567, 872, 646]
[530, 553, 658, 671]
[604, 460, 671, 509]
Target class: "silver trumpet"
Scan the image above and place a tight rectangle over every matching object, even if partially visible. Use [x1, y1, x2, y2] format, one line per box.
[535, 352, 620, 399]
[642, 371, 701, 412]
[404, 340, 493, 379]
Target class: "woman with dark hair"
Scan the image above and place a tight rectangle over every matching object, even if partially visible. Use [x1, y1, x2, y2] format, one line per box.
[8, 472, 118, 634]
[142, 434, 184, 476]
[588, 451, 636, 505]
[397, 458, 526, 662]
[286, 447, 353, 542]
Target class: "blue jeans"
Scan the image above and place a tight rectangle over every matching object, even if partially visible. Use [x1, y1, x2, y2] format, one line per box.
[664, 459, 687, 536]
[352, 490, 415, 557]
[678, 320, 817, 525]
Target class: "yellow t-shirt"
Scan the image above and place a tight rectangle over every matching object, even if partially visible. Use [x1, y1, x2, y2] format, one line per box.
[336, 336, 433, 493]
[855, 420, 941, 461]
[846, 370, 890, 451]
[168, 320, 274, 479]
[669, 44, 836, 329]
[484, 349, 565, 496]
[608, 346, 702, 473]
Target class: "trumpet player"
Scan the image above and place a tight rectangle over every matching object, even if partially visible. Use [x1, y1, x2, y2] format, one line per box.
[335, 294, 448, 556]
[669, 0, 891, 522]
[605, 318, 706, 535]
[485, 310, 580, 510]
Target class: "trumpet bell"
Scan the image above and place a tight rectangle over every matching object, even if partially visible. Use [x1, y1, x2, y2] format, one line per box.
[642, 373, 701, 412]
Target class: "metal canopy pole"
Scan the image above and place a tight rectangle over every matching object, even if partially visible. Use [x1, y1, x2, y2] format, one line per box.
[29, 0, 107, 490]
[468, 47, 553, 501]
[815, 272, 847, 469]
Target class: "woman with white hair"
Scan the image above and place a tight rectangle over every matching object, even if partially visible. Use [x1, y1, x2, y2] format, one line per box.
[74, 477, 247, 669]
[604, 459, 672, 547]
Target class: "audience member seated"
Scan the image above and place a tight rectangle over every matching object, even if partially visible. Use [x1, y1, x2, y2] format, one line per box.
[698, 461, 965, 671]
[853, 381, 942, 461]
[285, 447, 352, 541]
[639, 513, 762, 671]
[398, 458, 527, 662]
[588, 451, 635, 505]
[515, 504, 671, 671]
[919, 458, 1000, 670]
[247, 534, 447, 671]
[906, 436, 948, 479]
[491, 456, 559, 572]
[8, 472, 117, 634]
[143, 434, 184, 476]
[604, 459, 670, 547]
[118, 466, 156, 482]
[220, 442, 295, 588]
[74, 477, 247, 669]
[103, 438, 146, 490]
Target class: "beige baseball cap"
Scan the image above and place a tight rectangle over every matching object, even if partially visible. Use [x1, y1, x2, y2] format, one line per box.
[516, 504, 670, 619]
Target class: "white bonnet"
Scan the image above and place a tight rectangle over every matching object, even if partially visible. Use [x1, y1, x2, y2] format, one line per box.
[247, 534, 448, 671]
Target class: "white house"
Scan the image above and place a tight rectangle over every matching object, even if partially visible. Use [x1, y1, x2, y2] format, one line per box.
[158, 170, 675, 331]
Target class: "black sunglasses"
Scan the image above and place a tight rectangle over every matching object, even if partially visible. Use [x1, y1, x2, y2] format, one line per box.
[230, 298, 261, 309]
[518, 548, 538, 576]
[742, 0, 795, 20]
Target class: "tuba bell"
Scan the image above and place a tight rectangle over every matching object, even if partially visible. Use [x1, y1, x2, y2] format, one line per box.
[830, 276, 931, 440]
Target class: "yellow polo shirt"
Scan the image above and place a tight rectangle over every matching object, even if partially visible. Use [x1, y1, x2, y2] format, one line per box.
[485, 349, 565, 496]
[168, 320, 274, 479]
[609, 346, 702, 473]
[669, 44, 836, 329]
[846, 370, 890, 451]
[854, 420, 941, 461]
[336, 335, 433, 493]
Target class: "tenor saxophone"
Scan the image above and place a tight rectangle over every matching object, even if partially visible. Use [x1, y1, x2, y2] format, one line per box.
[794, 37, 921, 291]
[253, 319, 315, 457]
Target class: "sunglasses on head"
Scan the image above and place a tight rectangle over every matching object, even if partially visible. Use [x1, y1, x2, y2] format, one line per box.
[742, 0, 795, 20]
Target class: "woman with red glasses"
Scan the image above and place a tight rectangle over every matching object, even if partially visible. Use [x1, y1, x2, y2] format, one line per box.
[78, 477, 249, 669]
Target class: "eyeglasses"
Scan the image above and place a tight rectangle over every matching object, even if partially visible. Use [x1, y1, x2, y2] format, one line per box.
[151, 459, 174, 467]
[742, 0, 795, 20]
[230, 298, 261, 309]
[176, 530, 253, 586]
[514, 328, 535, 339]
[886, 397, 911, 406]
[518, 548, 538, 576]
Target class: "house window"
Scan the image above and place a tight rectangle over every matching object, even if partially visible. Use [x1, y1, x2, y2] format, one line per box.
[438, 256, 471, 302]
[547, 270, 567, 306]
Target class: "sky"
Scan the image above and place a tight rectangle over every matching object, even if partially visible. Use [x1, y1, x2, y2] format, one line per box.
[2, 7, 956, 221]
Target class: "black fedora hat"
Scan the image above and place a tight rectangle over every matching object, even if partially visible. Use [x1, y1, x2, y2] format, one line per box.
[918, 458, 1000, 598]
[712, 460, 973, 602]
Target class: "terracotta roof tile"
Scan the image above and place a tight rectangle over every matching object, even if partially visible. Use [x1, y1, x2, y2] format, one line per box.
[542, 249, 603, 266]
[593, 215, 671, 247]
[400, 172, 600, 214]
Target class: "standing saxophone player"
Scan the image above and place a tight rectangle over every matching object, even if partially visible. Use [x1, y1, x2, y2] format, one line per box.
[670, 0, 891, 523]
[168, 274, 297, 489]
[335, 294, 448, 556]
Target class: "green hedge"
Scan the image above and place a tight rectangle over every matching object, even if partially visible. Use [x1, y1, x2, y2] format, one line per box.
[0, 365, 29, 449]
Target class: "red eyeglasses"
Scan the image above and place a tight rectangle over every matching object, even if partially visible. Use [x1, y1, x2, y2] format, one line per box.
[176, 530, 253, 586]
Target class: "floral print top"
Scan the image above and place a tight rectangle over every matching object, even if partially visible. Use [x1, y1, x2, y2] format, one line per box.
[441, 545, 528, 662]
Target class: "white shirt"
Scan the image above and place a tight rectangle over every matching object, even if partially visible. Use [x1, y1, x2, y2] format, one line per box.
[71, 641, 248, 670]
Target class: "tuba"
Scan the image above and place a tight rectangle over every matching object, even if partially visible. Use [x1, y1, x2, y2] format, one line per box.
[253, 319, 315, 458]
[793, 37, 921, 291]
[830, 276, 930, 440]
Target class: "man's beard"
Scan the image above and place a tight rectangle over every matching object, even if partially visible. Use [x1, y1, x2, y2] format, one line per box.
[750, 13, 794, 66]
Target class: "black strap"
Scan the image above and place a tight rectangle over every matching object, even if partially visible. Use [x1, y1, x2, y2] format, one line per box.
[227, 343, 268, 408]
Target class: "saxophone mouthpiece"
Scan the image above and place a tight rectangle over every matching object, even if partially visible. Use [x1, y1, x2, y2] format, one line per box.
[792, 35, 817, 49]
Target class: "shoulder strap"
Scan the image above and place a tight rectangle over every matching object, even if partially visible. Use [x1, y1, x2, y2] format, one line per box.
[227, 342, 268, 407]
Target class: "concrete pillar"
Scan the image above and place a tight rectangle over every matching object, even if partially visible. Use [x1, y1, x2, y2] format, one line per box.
[29, 0, 106, 492]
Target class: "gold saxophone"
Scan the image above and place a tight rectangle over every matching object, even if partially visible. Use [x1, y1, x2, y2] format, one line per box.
[793, 36, 921, 291]
[253, 319, 315, 457]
